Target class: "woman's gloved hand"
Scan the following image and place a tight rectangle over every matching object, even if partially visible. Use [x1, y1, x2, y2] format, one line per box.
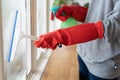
[34, 21, 104, 50]
[55, 5, 88, 22]
[34, 31, 64, 50]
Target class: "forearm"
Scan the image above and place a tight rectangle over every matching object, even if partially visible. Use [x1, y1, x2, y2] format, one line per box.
[34, 21, 104, 50]
[55, 21, 104, 46]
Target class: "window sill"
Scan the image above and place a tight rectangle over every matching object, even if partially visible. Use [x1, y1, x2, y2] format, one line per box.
[27, 49, 52, 80]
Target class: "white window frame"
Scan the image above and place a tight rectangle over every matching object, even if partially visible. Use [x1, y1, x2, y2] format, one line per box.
[27, 0, 52, 80]
[0, 0, 5, 80]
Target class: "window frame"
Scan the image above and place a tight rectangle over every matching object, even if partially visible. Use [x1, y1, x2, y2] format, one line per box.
[27, 0, 51, 79]
[0, 0, 5, 80]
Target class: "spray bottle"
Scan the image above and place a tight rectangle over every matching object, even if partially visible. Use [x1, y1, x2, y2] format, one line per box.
[51, 0, 77, 28]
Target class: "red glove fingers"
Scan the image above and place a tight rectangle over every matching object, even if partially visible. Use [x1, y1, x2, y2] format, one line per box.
[34, 32, 62, 50]
[34, 36, 47, 48]
[56, 5, 72, 21]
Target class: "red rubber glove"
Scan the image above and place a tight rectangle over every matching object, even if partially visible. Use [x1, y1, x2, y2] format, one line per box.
[55, 5, 88, 22]
[34, 21, 104, 50]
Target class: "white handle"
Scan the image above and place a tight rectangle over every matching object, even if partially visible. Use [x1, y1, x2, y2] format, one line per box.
[23, 34, 39, 40]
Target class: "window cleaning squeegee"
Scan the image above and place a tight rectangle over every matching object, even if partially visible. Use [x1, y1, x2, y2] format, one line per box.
[8, 10, 45, 62]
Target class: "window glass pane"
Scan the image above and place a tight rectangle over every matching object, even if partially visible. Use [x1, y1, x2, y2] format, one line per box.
[2, 0, 31, 79]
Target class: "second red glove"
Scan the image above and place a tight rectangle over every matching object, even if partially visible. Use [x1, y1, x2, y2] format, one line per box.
[55, 5, 88, 22]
